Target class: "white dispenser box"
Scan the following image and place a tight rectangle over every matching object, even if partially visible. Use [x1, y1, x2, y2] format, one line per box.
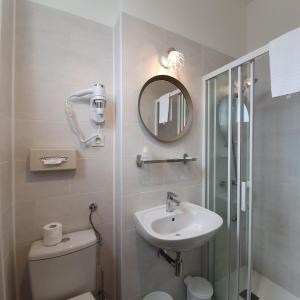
[30, 148, 77, 172]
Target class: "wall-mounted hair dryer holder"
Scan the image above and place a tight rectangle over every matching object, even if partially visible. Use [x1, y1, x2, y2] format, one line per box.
[66, 84, 107, 147]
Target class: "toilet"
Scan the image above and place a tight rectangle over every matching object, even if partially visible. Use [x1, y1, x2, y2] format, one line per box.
[28, 229, 98, 300]
[69, 293, 94, 300]
[68, 292, 95, 300]
[143, 291, 173, 300]
[184, 276, 213, 300]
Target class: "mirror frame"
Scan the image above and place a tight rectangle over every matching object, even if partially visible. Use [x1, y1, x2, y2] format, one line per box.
[138, 75, 193, 142]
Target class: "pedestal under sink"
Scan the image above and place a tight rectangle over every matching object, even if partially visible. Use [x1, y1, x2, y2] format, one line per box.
[134, 202, 223, 251]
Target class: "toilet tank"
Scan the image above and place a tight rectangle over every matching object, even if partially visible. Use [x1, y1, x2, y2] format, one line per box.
[28, 230, 97, 300]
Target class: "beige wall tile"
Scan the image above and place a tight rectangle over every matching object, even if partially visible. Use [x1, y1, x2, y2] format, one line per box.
[69, 158, 113, 194]
[0, 115, 12, 162]
[15, 0, 113, 122]
[12, 4, 233, 300]
[0, 162, 12, 215]
[122, 121, 189, 159]
[0, 247, 4, 299]
[14, 1, 115, 298]
[1, 209, 14, 261]
[122, 189, 166, 231]
[15, 160, 72, 199]
[123, 158, 167, 195]
[117, 13, 231, 299]
[201, 44, 233, 76]
[0, 0, 14, 298]
[15, 118, 114, 160]
[4, 253, 16, 300]
[253, 56, 300, 297]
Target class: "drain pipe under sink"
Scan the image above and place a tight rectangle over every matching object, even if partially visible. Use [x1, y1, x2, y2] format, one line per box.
[157, 249, 183, 276]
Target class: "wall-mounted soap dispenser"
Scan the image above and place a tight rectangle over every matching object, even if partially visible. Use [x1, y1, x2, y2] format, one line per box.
[65, 84, 107, 147]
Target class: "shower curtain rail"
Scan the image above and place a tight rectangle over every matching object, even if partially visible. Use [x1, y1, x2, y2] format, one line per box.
[202, 45, 269, 82]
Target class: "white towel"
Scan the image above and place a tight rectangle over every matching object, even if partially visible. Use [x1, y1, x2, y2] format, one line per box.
[269, 27, 300, 98]
[159, 93, 170, 124]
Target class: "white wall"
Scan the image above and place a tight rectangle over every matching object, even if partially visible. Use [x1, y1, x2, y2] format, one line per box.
[246, 0, 300, 51]
[28, 0, 249, 59]
[122, 0, 300, 58]
[28, 0, 119, 26]
[122, 0, 247, 58]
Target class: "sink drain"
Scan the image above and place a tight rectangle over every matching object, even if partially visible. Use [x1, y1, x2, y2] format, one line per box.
[175, 234, 181, 236]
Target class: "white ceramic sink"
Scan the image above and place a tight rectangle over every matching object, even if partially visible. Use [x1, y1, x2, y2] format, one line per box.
[134, 202, 223, 251]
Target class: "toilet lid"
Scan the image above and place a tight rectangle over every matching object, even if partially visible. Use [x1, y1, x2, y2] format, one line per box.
[67, 292, 95, 300]
[188, 277, 213, 298]
[143, 291, 173, 300]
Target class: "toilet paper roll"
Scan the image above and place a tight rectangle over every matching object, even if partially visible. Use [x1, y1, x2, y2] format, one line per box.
[42, 222, 63, 246]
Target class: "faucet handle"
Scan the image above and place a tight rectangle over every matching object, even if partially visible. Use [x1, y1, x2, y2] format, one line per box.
[167, 191, 178, 199]
[166, 192, 180, 212]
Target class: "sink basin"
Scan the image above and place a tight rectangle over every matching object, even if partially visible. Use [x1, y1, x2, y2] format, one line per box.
[134, 202, 223, 251]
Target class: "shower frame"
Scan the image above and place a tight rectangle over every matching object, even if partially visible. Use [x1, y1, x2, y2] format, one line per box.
[201, 44, 269, 300]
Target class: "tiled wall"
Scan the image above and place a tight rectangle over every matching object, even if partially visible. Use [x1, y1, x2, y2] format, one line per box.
[114, 15, 123, 300]
[10, 3, 300, 300]
[14, 1, 115, 299]
[253, 54, 300, 297]
[13, 4, 233, 300]
[0, 0, 15, 299]
[116, 13, 232, 300]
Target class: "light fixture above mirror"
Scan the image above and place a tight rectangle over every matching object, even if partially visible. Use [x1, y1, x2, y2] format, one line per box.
[160, 48, 184, 73]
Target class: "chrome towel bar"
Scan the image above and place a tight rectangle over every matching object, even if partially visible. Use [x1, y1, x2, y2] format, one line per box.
[136, 153, 197, 168]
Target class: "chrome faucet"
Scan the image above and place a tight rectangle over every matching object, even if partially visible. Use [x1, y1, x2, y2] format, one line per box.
[166, 192, 180, 212]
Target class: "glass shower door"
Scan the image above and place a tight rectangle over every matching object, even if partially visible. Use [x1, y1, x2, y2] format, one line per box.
[206, 61, 254, 300]
[206, 71, 230, 300]
[238, 62, 253, 300]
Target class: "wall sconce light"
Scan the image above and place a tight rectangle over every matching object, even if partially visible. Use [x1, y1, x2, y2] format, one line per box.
[160, 48, 184, 73]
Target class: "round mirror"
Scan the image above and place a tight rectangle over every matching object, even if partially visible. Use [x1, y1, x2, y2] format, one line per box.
[138, 75, 193, 142]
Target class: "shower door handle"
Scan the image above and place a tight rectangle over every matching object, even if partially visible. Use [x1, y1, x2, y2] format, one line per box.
[241, 181, 248, 212]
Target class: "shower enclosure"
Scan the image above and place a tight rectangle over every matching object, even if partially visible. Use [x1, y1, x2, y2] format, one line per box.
[203, 46, 300, 300]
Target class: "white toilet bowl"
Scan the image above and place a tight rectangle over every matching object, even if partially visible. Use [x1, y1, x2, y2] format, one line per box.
[143, 291, 173, 300]
[68, 292, 95, 300]
[184, 276, 213, 300]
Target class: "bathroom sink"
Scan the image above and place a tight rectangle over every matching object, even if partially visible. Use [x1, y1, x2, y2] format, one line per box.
[134, 202, 223, 251]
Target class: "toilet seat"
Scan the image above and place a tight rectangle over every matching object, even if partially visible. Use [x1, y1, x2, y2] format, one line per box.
[143, 291, 173, 300]
[67, 292, 95, 300]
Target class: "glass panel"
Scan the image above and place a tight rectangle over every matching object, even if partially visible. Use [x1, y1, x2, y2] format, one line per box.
[207, 53, 300, 300]
[206, 71, 230, 300]
[238, 62, 252, 299]
[230, 63, 253, 300]
[252, 54, 300, 299]
[229, 67, 238, 300]
[206, 63, 254, 300]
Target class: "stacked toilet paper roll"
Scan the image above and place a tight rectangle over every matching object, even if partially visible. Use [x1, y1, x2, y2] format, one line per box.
[43, 222, 63, 246]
